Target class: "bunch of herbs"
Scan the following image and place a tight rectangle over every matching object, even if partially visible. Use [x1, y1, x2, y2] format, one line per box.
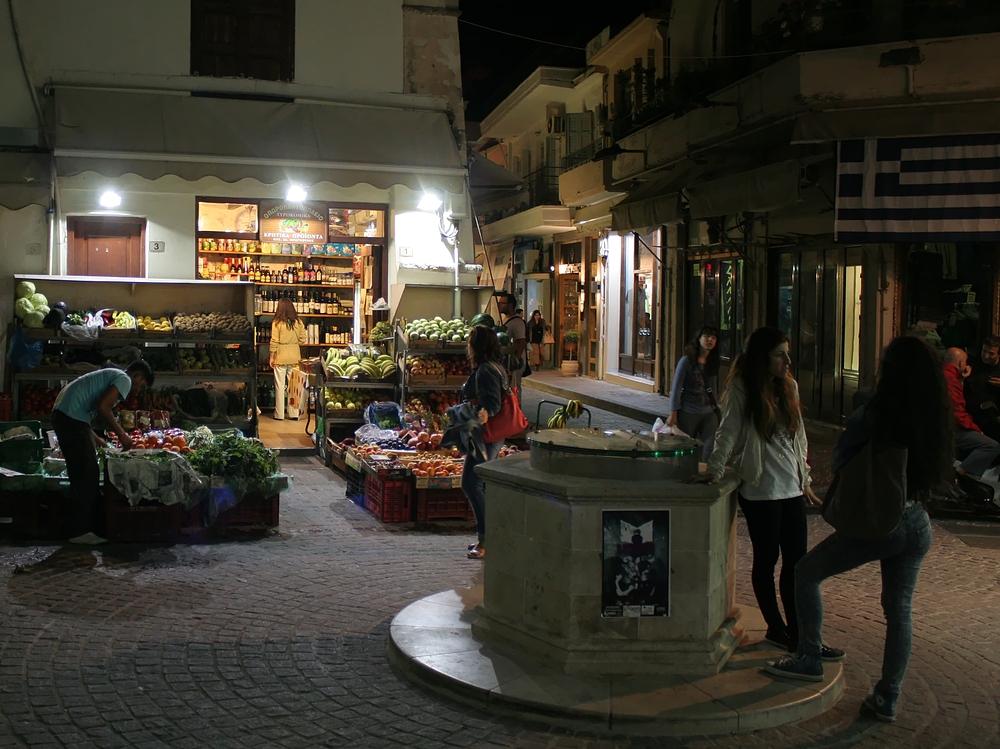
[188, 430, 279, 486]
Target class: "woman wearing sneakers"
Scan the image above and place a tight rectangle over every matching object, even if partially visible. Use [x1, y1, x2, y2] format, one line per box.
[766, 336, 951, 723]
[692, 327, 843, 662]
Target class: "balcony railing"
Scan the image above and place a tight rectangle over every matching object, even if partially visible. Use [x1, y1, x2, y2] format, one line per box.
[561, 141, 604, 173]
[475, 167, 561, 225]
[606, 0, 1000, 142]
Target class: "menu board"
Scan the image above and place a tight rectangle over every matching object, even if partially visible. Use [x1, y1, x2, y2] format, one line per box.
[259, 200, 328, 242]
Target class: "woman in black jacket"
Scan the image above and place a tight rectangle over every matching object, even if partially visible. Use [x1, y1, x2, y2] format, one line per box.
[462, 326, 506, 559]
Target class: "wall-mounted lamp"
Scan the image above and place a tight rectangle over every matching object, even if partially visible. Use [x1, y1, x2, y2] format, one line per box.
[286, 184, 308, 202]
[99, 191, 122, 208]
[418, 191, 444, 212]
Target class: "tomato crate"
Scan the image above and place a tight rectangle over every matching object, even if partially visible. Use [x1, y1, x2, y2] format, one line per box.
[364, 473, 412, 523]
[215, 491, 279, 528]
[345, 465, 366, 505]
[415, 487, 474, 522]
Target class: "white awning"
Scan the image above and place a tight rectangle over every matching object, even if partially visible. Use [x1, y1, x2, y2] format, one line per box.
[0, 152, 50, 210]
[53, 89, 466, 194]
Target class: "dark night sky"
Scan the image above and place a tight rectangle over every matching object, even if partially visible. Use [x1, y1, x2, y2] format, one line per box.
[459, 0, 665, 124]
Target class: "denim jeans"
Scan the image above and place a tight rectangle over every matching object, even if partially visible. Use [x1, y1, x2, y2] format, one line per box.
[795, 504, 932, 697]
[677, 410, 719, 462]
[462, 440, 503, 542]
[954, 428, 1000, 477]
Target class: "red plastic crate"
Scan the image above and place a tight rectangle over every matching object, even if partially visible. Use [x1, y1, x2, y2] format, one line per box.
[105, 498, 183, 543]
[364, 474, 412, 523]
[215, 492, 279, 528]
[415, 487, 475, 522]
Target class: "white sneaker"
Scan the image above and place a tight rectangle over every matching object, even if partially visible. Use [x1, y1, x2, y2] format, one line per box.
[68, 532, 108, 545]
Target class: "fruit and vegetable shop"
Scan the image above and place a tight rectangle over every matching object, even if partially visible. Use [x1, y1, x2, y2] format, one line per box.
[0, 268, 544, 540]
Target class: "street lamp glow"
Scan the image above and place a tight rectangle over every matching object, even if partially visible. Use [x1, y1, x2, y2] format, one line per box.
[418, 192, 443, 212]
[286, 184, 308, 202]
[99, 191, 122, 208]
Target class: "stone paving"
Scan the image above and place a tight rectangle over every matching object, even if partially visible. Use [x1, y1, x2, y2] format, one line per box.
[0, 456, 998, 748]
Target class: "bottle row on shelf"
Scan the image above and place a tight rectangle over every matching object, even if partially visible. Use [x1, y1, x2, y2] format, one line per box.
[199, 257, 355, 286]
[255, 322, 352, 346]
[255, 289, 352, 316]
[198, 238, 363, 256]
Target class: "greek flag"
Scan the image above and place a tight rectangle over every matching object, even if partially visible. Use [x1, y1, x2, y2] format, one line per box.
[835, 134, 1000, 242]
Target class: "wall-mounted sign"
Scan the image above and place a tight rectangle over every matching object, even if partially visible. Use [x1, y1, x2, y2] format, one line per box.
[259, 200, 328, 243]
[601, 510, 671, 618]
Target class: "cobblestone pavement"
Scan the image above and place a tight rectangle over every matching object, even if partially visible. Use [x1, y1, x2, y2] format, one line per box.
[1, 458, 998, 748]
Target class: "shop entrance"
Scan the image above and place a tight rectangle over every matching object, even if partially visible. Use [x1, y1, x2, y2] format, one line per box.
[772, 247, 863, 425]
[619, 232, 658, 380]
[67, 217, 146, 277]
[685, 254, 746, 381]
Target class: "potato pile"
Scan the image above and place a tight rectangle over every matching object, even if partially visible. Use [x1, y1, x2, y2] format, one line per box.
[174, 312, 251, 336]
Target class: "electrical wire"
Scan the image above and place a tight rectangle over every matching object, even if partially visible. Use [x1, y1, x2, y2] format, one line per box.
[460, 16, 801, 60]
[458, 19, 588, 50]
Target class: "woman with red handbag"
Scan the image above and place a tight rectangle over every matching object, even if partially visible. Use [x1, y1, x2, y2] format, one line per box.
[462, 326, 508, 560]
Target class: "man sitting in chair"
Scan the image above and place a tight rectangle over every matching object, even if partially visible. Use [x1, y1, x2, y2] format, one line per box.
[944, 347, 1000, 479]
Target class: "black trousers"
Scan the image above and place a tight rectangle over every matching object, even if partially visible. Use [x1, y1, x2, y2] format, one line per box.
[52, 410, 104, 537]
[738, 494, 807, 647]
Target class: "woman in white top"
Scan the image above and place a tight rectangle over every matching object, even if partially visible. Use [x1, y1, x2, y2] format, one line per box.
[693, 327, 843, 661]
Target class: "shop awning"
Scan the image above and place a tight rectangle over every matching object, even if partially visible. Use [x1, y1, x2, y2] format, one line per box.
[792, 101, 1000, 143]
[0, 152, 50, 210]
[686, 159, 801, 219]
[53, 89, 466, 194]
[610, 164, 701, 233]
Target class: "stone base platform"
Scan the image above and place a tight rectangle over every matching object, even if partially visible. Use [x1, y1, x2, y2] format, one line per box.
[388, 586, 844, 736]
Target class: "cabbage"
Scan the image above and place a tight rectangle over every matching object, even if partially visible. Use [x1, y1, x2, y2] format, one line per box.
[29, 293, 48, 309]
[23, 311, 45, 328]
[35, 305, 50, 317]
[16, 281, 35, 299]
[14, 298, 34, 319]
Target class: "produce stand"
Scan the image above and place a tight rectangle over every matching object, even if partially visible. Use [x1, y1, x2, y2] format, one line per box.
[10, 276, 258, 436]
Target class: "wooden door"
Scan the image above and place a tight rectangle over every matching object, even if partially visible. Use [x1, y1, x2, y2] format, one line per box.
[67, 218, 146, 277]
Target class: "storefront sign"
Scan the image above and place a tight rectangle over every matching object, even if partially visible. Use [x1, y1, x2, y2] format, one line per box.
[260, 200, 328, 243]
[601, 510, 670, 618]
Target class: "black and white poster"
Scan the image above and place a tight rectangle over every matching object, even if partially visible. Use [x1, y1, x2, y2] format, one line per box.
[601, 510, 670, 618]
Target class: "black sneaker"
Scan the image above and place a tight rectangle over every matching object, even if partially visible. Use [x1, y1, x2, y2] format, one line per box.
[820, 644, 846, 662]
[861, 691, 897, 723]
[764, 629, 791, 649]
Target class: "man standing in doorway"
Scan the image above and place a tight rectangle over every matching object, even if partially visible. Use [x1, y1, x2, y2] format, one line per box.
[51, 362, 154, 545]
[966, 337, 1000, 441]
[495, 292, 527, 399]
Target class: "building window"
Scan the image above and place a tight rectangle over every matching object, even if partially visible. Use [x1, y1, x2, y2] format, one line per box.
[191, 0, 295, 82]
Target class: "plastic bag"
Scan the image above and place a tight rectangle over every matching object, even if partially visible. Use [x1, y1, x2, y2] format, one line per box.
[365, 401, 403, 429]
[354, 423, 399, 445]
[6, 328, 43, 371]
[61, 312, 102, 342]
[651, 417, 690, 438]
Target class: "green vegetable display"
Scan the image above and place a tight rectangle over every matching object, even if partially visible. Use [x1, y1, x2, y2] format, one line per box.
[187, 430, 279, 487]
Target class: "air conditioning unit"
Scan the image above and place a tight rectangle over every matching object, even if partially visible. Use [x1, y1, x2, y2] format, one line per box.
[547, 115, 565, 134]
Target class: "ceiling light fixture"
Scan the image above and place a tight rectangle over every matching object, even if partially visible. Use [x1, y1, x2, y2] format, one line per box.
[99, 191, 122, 208]
[286, 184, 308, 202]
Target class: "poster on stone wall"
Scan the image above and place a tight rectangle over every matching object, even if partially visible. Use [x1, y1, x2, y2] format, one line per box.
[601, 510, 670, 618]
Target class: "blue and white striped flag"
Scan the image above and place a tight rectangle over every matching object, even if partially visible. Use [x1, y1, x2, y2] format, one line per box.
[835, 134, 1000, 242]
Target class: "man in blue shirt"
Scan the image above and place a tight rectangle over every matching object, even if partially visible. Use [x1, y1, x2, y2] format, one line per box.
[51, 361, 154, 545]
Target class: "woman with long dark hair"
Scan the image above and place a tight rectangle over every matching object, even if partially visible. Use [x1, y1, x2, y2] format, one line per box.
[766, 336, 951, 723]
[269, 296, 307, 420]
[526, 310, 550, 369]
[693, 327, 843, 661]
[667, 326, 721, 461]
[462, 325, 506, 560]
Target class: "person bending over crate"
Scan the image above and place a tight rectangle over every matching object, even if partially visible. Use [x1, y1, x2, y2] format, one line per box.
[51, 361, 154, 545]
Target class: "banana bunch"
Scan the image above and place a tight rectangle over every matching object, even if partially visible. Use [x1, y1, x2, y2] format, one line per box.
[546, 400, 583, 429]
[547, 409, 567, 429]
[110, 310, 136, 329]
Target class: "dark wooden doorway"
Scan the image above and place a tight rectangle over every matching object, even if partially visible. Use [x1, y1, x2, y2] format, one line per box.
[67, 217, 146, 278]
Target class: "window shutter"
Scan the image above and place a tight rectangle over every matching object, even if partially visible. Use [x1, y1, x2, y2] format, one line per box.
[566, 112, 595, 156]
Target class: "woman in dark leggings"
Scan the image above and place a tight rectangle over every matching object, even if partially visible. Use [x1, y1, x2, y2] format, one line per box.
[693, 327, 844, 660]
